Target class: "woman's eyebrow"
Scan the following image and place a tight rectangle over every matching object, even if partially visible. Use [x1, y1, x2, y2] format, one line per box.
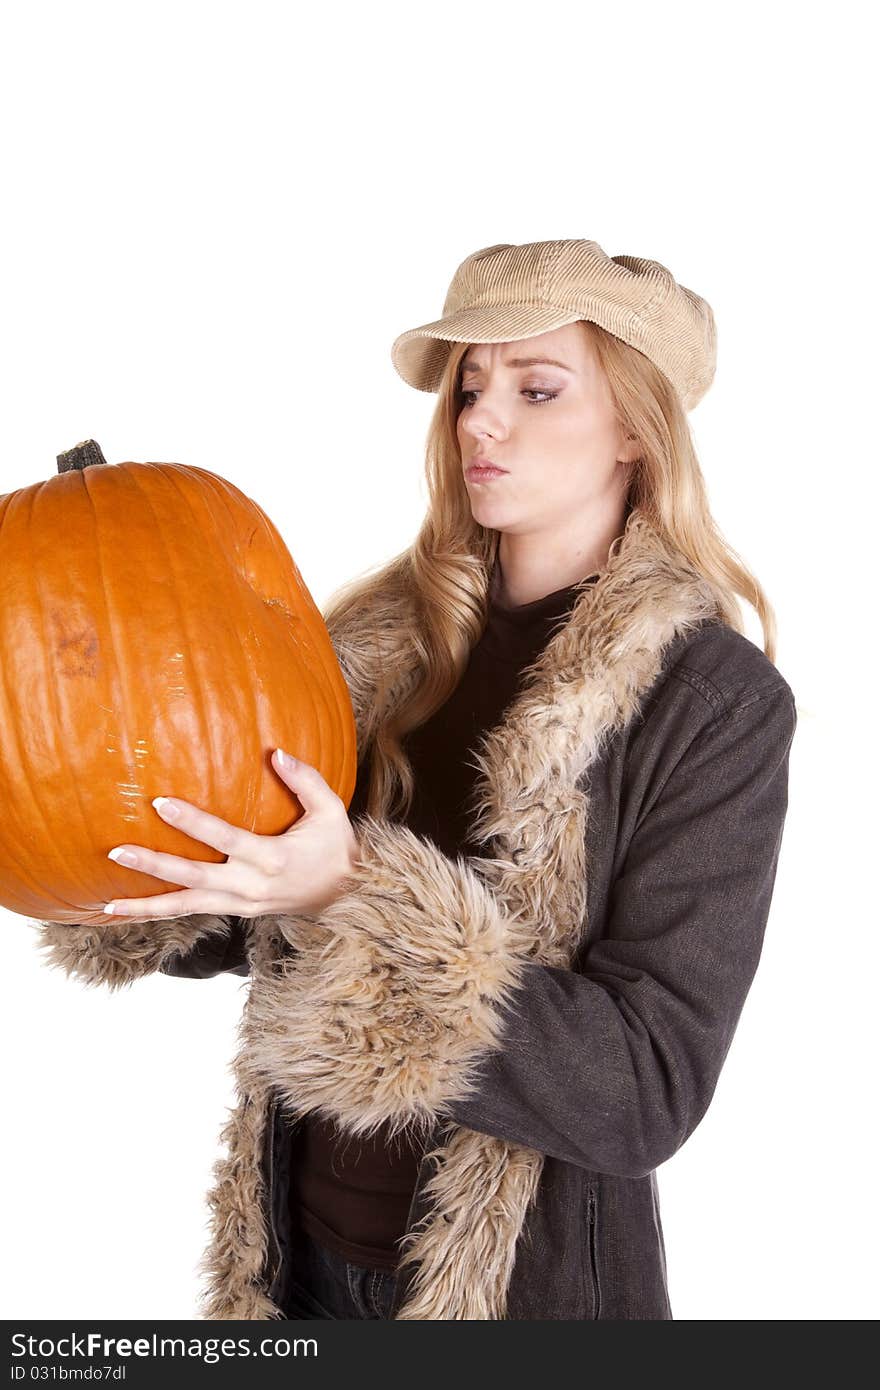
[460, 356, 574, 376]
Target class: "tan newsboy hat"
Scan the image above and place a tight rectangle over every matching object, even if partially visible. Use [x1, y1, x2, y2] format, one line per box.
[391, 239, 717, 412]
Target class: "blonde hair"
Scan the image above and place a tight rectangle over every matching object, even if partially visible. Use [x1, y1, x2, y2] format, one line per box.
[324, 320, 779, 822]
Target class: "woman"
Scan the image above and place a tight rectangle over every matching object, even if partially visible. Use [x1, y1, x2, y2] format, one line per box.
[35, 240, 797, 1320]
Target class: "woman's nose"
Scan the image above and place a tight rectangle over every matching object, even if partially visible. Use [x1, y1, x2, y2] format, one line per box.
[462, 400, 505, 437]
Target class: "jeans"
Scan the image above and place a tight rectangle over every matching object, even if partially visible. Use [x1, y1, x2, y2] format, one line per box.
[283, 1227, 398, 1319]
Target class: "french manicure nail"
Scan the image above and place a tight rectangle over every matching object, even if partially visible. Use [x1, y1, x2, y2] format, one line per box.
[108, 848, 137, 866]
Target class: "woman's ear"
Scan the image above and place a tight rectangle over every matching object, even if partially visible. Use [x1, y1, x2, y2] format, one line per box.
[617, 427, 642, 467]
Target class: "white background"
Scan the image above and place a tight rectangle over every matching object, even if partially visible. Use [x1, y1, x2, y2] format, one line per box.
[1, 0, 876, 1322]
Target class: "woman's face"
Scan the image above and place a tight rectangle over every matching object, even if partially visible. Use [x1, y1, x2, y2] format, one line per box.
[455, 322, 638, 536]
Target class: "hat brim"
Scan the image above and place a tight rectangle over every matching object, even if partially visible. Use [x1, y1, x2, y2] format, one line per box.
[390, 304, 590, 393]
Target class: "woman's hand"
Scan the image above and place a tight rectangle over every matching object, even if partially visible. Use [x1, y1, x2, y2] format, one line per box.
[103, 748, 361, 920]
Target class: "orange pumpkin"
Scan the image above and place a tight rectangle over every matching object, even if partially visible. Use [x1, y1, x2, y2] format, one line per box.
[0, 440, 357, 924]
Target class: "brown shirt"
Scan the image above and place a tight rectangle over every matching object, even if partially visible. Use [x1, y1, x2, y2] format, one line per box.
[289, 561, 599, 1269]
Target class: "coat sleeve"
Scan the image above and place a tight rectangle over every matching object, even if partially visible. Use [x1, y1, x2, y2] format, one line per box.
[159, 916, 251, 979]
[240, 685, 797, 1170]
[30, 911, 246, 991]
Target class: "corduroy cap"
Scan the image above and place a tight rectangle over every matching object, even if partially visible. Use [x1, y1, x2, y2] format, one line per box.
[390, 239, 717, 411]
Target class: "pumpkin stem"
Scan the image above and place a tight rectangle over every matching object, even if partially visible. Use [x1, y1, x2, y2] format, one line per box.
[57, 440, 109, 474]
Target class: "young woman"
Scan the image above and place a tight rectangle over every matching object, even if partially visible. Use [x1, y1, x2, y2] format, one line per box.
[36, 240, 797, 1320]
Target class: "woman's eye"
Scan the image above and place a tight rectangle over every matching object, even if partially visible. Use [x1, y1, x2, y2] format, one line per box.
[459, 388, 559, 407]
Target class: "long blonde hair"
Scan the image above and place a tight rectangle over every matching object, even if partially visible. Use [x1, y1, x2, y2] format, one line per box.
[324, 320, 779, 822]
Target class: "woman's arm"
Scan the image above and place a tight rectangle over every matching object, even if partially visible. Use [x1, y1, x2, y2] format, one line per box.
[240, 683, 797, 1170]
[443, 685, 797, 1175]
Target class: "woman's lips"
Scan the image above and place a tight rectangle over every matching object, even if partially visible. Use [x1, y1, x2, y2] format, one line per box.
[466, 465, 507, 482]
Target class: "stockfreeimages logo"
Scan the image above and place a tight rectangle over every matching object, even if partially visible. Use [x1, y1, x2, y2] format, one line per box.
[10, 1331, 317, 1365]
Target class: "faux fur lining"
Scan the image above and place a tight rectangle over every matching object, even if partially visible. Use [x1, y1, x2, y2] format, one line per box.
[196, 1081, 282, 1320]
[239, 816, 534, 1140]
[31, 913, 236, 991]
[195, 920, 292, 1320]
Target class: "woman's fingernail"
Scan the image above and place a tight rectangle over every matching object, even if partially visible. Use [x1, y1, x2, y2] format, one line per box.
[108, 848, 137, 866]
[276, 748, 296, 768]
[104, 903, 116, 914]
[153, 796, 180, 820]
